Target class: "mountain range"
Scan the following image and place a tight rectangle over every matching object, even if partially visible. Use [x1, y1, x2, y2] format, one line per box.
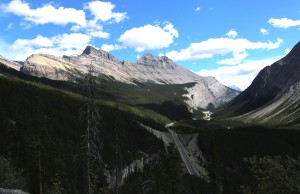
[0, 45, 239, 112]
[2, 41, 300, 127]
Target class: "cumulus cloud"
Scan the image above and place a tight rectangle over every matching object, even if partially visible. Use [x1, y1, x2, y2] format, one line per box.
[71, 22, 110, 38]
[118, 22, 178, 52]
[165, 37, 283, 62]
[260, 28, 269, 35]
[217, 51, 249, 65]
[84, 1, 127, 23]
[89, 30, 110, 38]
[82, 1, 127, 38]
[2, 0, 87, 27]
[225, 29, 238, 38]
[268, 18, 300, 28]
[10, 33, 91, 60]
[1, 0, 128, 39]
[12, 35, 53, 49]
[285, 48, 291, 54]
[101, 44, 125, 52]
[197, 56, 282, 90]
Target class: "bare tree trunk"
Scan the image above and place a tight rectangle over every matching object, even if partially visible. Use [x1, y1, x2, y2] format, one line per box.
[83, 60, 102, 194]
[38, 136, 43, 194]
[115, 131, 119, 194]
[87, 120, 91, 194]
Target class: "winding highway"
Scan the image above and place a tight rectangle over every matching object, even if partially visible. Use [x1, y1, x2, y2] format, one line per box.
[168, 129, 199, 176]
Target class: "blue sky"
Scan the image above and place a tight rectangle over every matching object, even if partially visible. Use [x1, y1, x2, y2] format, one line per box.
[0, 0, 300, 89]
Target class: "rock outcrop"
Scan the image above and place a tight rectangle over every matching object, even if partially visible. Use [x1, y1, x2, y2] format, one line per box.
[136, 53, 177, 69]
[21, 54, 76, 81]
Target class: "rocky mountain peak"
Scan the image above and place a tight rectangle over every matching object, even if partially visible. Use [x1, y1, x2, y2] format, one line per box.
[281, 41, 300, 64]
[287, 41, 300, 55]
[82, 45, 99, 55]
[81, 45, 119, 62]
[137, 53, 177, 69]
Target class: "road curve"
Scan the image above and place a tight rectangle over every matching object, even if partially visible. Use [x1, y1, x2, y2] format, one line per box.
[168, 129, 199, 176]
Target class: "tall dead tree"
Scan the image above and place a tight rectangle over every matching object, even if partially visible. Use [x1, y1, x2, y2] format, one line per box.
[38, 136, 43, 194]
[113, 104, 122, 194]
[115, 129, 119, 194]
[82, 60, 102, 194]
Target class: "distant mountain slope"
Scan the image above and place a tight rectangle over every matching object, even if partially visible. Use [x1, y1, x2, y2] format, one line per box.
[2, 46, 239, 110]
[0, 55, 22, 70]
[224, 41, 300, 126]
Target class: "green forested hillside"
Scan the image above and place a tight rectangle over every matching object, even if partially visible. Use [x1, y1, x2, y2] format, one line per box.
[0, 63, 193, 121]
[0, 72, 212, 194]
[0, 74, 167, 193]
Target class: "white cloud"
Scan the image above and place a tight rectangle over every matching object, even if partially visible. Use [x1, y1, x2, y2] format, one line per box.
[285, 48, 291, 54]
[86, 24, 110, 38]
[84, 1, 127, 23]
[10, 33, 91, 60]
[195, 7, 201, 11]
[101, 44, 124, 52]
[12, 35, 53, 49]
[73, 1, 127, 39]
[225, 29, 238, 38]
[19, 21, 32, 29]
[2, 0, 87, 27]
[217, 51, 249, 65]
[56, 33, 91, 50]
[163, 23, 179, 37]
[118, 22, 179, 52]
[71, 22, 110, 38]
[1, 0, 128, 40]
[89, 30, 110, 38]
[260, 28, 269, 35]
[70, 25, 81, 32]
[197, 56, 282, 90]
[165, 37, 283, 61]
[268, 18, 300, 28]
[1, 0, 122, 40]
[6, 23, 14, 30]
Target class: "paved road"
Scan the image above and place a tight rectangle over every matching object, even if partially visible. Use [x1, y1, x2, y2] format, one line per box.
[168, 129, 199, 176]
